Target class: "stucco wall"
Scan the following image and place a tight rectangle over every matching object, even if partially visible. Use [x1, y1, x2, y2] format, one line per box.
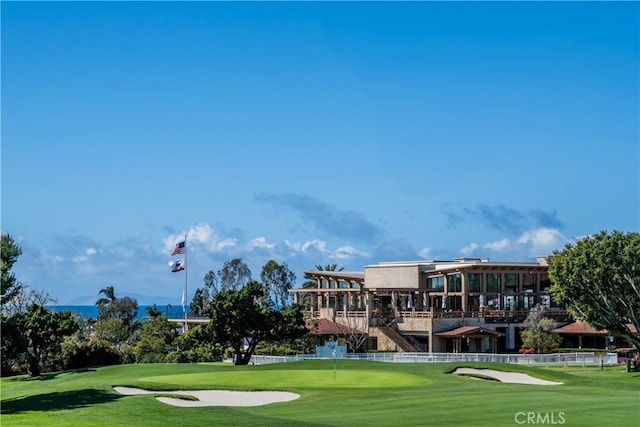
[396, 317, 431, 333]
[369, 327, 399, 351]
[364, 265, 420, 289]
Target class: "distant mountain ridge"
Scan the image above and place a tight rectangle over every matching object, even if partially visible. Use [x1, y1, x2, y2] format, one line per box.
[65, 293, 181, 306]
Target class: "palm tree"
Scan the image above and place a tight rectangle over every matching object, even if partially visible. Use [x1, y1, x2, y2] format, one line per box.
[301, 264, 346, 306]
[145, 304, 163, 319]
[96, 285, 116, 319]
[315, 264, 344, 272]
[304, 264, 345, 288]
[96, 285, 116, 307]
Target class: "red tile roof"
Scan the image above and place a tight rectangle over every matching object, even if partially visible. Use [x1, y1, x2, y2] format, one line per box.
[306, 318, 365, 335]
[553, 321, 638, 336]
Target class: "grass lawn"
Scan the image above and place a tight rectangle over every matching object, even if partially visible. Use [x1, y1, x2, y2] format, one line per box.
[1, 360, 639, 426]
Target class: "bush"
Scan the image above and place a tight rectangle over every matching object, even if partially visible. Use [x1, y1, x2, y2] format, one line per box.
[255, 342, 299, 355]
[173, 343, 224, 363]
[61, 337, 121, 369]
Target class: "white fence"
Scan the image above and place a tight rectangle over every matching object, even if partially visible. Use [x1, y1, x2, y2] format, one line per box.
[250, 352, 618, 367]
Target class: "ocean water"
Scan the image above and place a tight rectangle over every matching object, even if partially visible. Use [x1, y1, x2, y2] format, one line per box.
[48, 305, 187, 321]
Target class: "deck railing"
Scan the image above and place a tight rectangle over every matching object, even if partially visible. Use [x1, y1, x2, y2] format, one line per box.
[305, 309, 571, 321]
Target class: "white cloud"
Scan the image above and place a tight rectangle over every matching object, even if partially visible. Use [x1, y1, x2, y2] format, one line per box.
[301, 239, 328, 254]
[418, 246, 433, 259]
[460, 243, 479, 257]
[458, 228, 569, 260]
[247, 237, 274, 250]
[332, 245, 369, 260]
[516, 228, 569, 257]
[484, 238, 511, 251]
[164, 223, 237, 254]
[218, 238, 238, 250]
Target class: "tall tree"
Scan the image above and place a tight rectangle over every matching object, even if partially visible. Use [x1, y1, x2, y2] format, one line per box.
[95, 286, 138, 325]
[206, 281, 305, 365]
[19, 304, 78, 376]
[260, 260, 296, 308]
[1, 285, 56, 375]
[189, 270, 219, 316]
[203, 270, 219, 296]
[1, 233, 23, 307]
[206, 281, 271, 365]
[96, 285, 116, 305]
[218, 258, 252, 291]
[519, 305, 561, 353]
[548, 230, 640, 352]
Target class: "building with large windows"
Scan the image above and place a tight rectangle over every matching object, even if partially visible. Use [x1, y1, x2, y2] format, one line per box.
[291, 257, 570, 353]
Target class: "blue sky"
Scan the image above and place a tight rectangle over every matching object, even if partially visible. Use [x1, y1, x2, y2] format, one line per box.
[2, 2, 638, 304]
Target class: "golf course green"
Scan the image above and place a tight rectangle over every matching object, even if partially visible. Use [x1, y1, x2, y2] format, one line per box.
[1, 359, 638, 426]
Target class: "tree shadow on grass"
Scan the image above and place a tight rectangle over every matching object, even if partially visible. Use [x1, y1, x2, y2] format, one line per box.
[1, 388, 122, 414]
[4, 368, 98, 383]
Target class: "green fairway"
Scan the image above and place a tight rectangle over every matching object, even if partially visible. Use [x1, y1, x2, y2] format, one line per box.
[1, 360, 638, 426]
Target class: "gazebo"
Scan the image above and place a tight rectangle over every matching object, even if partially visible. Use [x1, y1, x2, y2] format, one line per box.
[435, 326, 503, 353]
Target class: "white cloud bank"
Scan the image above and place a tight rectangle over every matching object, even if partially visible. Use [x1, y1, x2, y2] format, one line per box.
[12, 223, 572, 303]
[459, 228, 569, 260]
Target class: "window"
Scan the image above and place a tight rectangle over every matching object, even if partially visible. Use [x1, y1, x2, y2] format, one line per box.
[504, 273, 519, 289]
[523, 273, 537, 293]
[320, 279, 328, 289]
[447, 273, 462, 292]
[339, 280, 349, 289]
[427, 276, 444, 292]
[486, 273, 501, 293]
[540, 275, 551, 292]
[468, 273, 483, 292]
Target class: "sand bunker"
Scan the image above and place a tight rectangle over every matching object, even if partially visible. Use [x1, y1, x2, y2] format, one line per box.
[113, 386, 300, 407]
[452, 368, 563, 385]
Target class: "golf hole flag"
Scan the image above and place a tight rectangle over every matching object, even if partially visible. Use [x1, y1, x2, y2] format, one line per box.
[172, 240, 186, 255]
[169, 259, 185, 273]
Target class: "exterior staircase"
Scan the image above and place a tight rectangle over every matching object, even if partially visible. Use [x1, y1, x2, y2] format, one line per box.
[376, 325, 421, 352]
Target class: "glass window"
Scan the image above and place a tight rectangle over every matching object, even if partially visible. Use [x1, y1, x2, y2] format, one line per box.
[467, 295, 480, 310]
[486, 273, 501, 293]
[523, 273, 537, 292]
[468, 273, 483, 293]
[504, 273, 519, 289]
[428, 276, 444, 292]
[329, 279, 336, 289]
[339, 280, 349, 289]
[540, 275, 551, 292]
[447, 273, 462, 292]
[320, 279, 328, 289]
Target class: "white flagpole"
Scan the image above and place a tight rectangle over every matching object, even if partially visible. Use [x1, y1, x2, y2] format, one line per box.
[183, 233, 188, 332]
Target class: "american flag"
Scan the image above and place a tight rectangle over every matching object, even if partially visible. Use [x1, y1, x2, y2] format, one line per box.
[171, 240, 186, 256]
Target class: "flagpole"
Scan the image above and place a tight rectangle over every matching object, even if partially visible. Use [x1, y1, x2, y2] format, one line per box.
[184, 233, 188, 333]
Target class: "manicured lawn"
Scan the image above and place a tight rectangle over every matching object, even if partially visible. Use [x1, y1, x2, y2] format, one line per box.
[1, 360, 638, 426]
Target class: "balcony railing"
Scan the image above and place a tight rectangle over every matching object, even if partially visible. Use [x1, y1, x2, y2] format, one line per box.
[305, 308, 571, 322]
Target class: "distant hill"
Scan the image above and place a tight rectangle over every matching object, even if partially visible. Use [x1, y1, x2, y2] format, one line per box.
[65, 293, 181, 306]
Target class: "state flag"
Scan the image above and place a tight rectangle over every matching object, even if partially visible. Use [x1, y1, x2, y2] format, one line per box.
[169, 259, 185, 273]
